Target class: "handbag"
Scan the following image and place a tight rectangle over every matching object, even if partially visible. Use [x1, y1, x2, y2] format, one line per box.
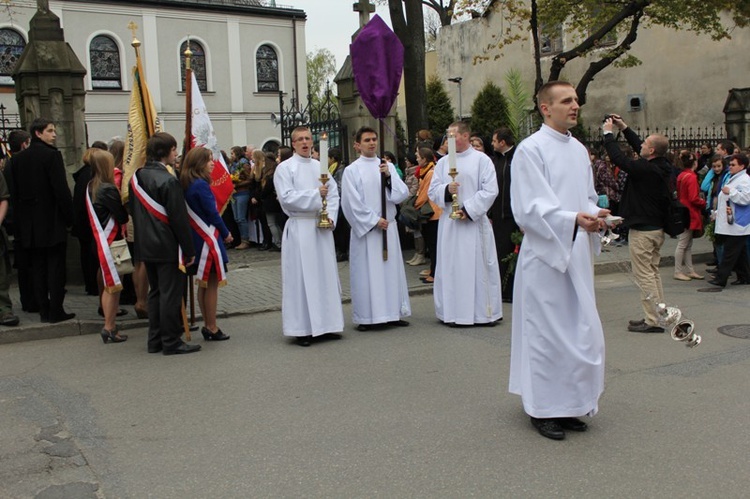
[417, 199, 434, 221]
[397, 195, 421, 230]
[109, 239, 134, 275]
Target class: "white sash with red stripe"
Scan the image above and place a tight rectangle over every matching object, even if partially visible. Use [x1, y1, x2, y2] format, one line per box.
[85, 183, 122, 292]
[130, 171, 185, 270]
[186, 205, 227, 287]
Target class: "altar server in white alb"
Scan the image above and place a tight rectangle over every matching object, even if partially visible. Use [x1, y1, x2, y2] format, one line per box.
[428, 121, 502, 326]
[341, 126, 411, 331]
[274, 126, 344, 347]
[509, 81, 609, 441]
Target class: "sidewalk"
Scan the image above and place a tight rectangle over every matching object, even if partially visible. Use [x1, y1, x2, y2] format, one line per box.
[0, 235, 714, 344]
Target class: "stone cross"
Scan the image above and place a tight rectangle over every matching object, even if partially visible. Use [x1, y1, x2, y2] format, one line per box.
[353, 0, 375, 29]
[37, 0, 49, 13]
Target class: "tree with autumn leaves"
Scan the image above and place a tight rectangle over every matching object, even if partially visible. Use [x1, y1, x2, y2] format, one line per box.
[382, 0, 749, 135]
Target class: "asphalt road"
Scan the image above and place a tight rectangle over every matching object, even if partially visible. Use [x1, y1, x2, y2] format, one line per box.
[1, 266, 749, 498]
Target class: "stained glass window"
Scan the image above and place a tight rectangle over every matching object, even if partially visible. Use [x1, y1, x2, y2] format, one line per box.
[0, 28, 26, 86]
[180, 40, 207, 92]
[90, 35, 122, 89]
[256, 44, 278, 92]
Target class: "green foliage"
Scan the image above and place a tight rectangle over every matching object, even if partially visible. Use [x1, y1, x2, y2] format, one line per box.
[469, 81, 509, 137]
[306, 48, 336, 105]
[426, 74, 455, 138]
[503, 68, 533, 142]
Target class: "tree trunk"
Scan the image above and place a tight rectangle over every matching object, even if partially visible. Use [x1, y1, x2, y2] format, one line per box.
[389, 0, 428, 143]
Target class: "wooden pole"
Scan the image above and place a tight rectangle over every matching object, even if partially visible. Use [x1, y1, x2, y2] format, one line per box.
[379, 119, 387, 261]
[183, 39, 197, 328]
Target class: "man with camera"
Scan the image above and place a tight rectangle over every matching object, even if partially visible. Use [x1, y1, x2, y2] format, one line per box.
[602, 115, 672, 333]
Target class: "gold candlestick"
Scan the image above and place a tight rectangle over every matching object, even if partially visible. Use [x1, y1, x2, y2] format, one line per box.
[448, 167, 461, 219]
[317, 174, 333, 228]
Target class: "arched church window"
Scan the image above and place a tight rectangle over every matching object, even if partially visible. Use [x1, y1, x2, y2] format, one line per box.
[90, 35, 122, 89]
[180, 40, 207, 92]
[256, 44, 279, 92]
[0, 28, 26, 86]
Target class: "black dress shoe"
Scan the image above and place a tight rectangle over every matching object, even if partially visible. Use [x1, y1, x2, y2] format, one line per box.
[98, 307, 128, 317]
[730, 279, 750, 285]
[628, 318, 646, 326]
[556, 417, 588, 432]
[294, 336, 312, 347]
[628, 322, 665, 333]
[388, 319, 410, 327]
[356, 324, 371, 332]
[162, 343, 202, 355]
[49, 312, 76, 324]
[201, 327, 230, 341]
[530, 417, 565, 440]
[707, 279, 726, 287]
[147, 345, 163, 353]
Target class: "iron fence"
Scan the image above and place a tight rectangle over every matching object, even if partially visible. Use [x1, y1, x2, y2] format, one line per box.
[0, 104, 22, 160]
[580, 124, 728, 153]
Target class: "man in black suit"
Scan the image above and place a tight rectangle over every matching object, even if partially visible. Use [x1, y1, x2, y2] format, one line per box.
[130, 133, 199, 355]
[6, 118, 75, 323]
[489, 127, 517, 303]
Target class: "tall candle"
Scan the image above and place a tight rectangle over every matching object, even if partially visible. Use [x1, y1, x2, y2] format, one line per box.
[447, 131, 457, 170]
[319, 133, 329, 175]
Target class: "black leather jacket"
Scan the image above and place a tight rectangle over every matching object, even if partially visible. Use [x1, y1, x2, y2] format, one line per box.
[91, 183, 128, 234]
[603, 128, 671, 228]
[129, 162, 194, 263]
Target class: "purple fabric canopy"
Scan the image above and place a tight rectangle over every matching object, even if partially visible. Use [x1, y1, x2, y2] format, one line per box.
[350, 14, 404, 120]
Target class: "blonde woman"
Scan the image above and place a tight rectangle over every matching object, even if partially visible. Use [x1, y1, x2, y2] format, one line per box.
[85, 148, 129, 343]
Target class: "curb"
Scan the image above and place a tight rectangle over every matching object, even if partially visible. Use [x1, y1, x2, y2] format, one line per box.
[0, 251, 713, 346]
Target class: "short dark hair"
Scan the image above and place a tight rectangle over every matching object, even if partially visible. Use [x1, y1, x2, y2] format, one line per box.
[718, 140, 735, 155]
[146, 132, 177, 162]
[7, 129, 30, 153]
[91, 141, 108, 151]
[492, 127, 515, 146]
[29, 117, 54, 137]
[383, 151, 397, 163]
[355, 126, 377, 143]
[278, 146, 293, 162]
[329, 147, 342, 163]
[731, 153, 749, 168]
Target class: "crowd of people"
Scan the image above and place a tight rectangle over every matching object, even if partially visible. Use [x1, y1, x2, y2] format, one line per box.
[1, 87, 749, 439]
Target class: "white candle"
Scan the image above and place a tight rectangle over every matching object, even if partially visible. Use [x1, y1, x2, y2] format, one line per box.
[319, 133, 329, 175]
[447, 131, 457, 170]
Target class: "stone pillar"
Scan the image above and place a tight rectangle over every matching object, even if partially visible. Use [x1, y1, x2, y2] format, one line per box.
[12, 5, 87, 182]
[334, 55, 398, 162]
[723, 88, 750, 149]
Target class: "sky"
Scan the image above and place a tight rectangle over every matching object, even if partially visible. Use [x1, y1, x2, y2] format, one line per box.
[287, 0, 392, 70]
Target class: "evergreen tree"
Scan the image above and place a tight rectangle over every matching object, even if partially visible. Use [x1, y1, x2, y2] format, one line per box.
[426, 74, 455, 139]
[469, 81, 509, 138]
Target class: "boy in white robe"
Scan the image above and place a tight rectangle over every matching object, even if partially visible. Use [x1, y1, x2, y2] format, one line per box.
[428, 121, 502, 326]
[509, 81, 609, 440]
[274, 126, 344, 346]
[341, 126, 411, 330]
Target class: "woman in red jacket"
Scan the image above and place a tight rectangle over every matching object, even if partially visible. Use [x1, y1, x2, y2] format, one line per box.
[674, 150, 706, 281]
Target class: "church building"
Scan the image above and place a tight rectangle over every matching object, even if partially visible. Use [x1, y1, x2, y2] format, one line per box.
[0, 0, 308, 151]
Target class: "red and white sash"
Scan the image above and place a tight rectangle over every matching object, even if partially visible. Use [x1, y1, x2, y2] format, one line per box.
[85, 183, 122, 292]
[130, 171, 185, 271]
[186, 205, 227, 287]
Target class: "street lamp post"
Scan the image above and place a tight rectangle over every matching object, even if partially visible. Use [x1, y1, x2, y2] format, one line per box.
[448, 76, 463, 121]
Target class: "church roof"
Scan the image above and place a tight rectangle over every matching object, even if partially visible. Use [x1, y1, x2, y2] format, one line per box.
[75, 0, 306, 19]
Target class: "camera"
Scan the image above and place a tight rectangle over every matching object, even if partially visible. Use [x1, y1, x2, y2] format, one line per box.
[602, 114, 614, 123]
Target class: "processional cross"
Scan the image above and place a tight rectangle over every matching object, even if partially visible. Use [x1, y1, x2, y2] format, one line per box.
[352, 0, 375, 39]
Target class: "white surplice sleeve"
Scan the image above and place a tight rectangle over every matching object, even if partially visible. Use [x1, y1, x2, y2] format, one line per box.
[341, 166, 380, 238]
[463, 155, 499, 219]
[274, 160, 323, 215]
[511, 139, 577, 273]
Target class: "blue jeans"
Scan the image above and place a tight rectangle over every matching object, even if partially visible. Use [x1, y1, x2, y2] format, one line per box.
[232, 191, 250, 241]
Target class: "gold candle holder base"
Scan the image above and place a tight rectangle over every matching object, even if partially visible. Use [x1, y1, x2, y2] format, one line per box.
[448, 168, 461, 220]
[317, 174, 333, 229]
